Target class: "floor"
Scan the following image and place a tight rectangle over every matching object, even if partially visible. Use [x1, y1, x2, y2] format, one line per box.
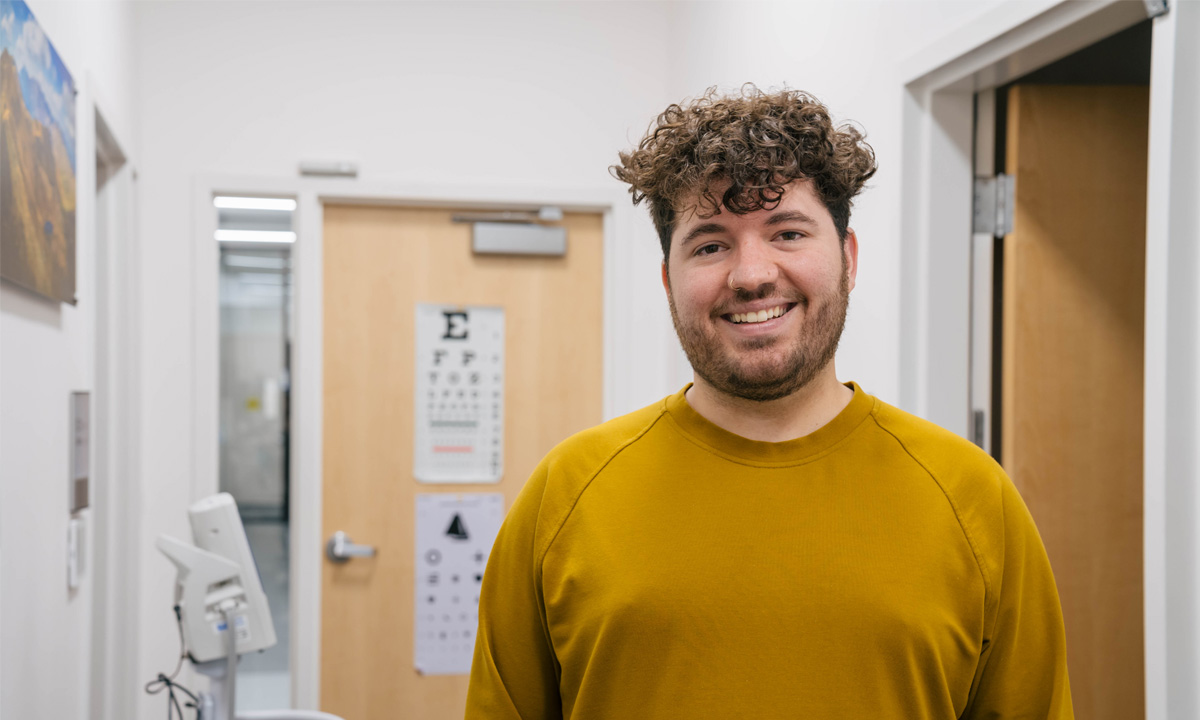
[238, 519, 291, 711]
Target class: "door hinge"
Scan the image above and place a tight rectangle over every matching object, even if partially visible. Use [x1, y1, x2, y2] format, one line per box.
[1144, 0, 1169, 19]
[972, 409, 987, 448]
[973, 174, 1015, 238]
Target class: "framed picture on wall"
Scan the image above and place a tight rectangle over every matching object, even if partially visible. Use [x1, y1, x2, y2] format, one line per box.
[0, 0, 76, 304]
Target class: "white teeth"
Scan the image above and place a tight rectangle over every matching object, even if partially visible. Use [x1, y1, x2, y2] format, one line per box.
[730, 305, 786, 324]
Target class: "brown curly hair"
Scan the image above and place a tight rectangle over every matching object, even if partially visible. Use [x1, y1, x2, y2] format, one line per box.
[611, 85, 877, 263]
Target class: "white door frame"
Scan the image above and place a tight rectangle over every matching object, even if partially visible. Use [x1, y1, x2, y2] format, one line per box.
[898, 1, 1196, 717]
[1142, 5, 1200, 718]
[191, 174, 662, 709]
[87, 82, 141, 720]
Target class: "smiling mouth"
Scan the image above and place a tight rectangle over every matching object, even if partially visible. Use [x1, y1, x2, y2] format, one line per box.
[723, 303, 796, 324]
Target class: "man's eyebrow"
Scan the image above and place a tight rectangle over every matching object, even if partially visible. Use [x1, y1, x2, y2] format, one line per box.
[678, 222, 728, 246]
[765, 211, 818, 227]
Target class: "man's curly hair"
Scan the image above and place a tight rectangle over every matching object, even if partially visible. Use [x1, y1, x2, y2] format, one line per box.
[611, 85, 877, 263]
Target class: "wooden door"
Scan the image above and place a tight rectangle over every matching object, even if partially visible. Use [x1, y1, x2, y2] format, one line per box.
[320, 205, 604, 719]
[1002, 85, 1148, 719]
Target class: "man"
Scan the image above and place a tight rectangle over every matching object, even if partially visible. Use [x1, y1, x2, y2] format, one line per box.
[466, 87, 1072, 719]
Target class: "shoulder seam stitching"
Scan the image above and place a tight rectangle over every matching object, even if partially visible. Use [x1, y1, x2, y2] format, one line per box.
[869, 409, 993, 606]
[536, 406, 670, 569]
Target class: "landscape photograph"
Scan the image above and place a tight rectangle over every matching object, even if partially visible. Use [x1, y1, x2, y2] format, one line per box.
[0, 0, 75, 304]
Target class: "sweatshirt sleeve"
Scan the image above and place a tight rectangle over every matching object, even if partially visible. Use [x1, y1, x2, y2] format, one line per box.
[465, 464, 563, 720]
[963, 477, 1074, 719]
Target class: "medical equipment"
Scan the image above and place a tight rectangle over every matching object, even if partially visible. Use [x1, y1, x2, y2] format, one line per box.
[158, 493, 276, 662]
[153, 493, 343, 720]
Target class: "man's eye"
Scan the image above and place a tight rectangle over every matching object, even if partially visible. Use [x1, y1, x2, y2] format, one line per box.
[778, 231, 805, 241]
[695, 243, 722, 256]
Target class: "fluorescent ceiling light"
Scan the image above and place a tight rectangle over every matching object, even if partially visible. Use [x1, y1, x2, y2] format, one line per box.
[215, 230, 297, 243]
[223, 254, 290, 270]
[214, 196, 297, 211]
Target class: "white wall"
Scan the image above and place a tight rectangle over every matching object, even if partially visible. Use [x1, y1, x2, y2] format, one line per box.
[133, 1, 678, 715]
[0, 1, 137, 718]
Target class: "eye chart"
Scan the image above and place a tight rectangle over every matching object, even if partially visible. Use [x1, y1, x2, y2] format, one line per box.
[414, 492, 505, 675]
[414, 304, 504, 484]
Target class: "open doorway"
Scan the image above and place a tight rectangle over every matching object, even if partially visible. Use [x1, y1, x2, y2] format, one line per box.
[215, 195, 296, 711]
[970, 18, 1151, 720]
[898, 0, 1200, 716]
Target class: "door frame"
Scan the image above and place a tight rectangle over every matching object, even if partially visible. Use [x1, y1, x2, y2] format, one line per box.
[898, 1, 1198, 717]
[88, 93, 140, 720]
[191, 174, 663, 710]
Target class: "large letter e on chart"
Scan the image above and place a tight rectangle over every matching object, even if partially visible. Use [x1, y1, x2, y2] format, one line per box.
[442, 311, 469, 340]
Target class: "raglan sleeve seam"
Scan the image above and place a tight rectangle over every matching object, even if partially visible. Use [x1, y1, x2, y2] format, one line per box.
[535, 408, 670, 571]
[870, 413, 994, 613]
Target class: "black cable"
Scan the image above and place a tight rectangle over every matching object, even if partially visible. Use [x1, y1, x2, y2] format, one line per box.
[144, 673, 198, 720]
[144, 604, 200, 719]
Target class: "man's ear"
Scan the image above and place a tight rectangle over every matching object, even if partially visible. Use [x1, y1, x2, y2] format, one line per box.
[843, 229, 859, 292]
[661, 261, 670, 294]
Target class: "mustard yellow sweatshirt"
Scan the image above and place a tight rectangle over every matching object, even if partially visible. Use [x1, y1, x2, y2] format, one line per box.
[467, 383, 1072, 719]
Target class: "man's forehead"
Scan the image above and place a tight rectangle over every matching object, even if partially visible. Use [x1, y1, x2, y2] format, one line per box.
[672, 178, 824, 228]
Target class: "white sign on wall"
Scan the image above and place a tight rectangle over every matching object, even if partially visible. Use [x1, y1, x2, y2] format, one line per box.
[413, 304, 504, 484]
[413, 492, 505, 675]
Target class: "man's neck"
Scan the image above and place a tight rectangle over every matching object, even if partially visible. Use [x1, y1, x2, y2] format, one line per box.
[684, 368, 854, 443]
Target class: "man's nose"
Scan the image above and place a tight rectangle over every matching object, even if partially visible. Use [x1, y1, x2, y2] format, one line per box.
[727, 241, 778, 292]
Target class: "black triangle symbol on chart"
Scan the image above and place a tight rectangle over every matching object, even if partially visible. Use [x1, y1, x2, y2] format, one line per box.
[446, 513, 469, 540]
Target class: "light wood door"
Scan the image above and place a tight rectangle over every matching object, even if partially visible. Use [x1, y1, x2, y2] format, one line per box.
[320, 205, 604, 719]
[1002, 85, 1147, 719]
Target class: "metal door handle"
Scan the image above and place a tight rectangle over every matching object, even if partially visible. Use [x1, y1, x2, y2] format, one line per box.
[326, 531, 377, 563]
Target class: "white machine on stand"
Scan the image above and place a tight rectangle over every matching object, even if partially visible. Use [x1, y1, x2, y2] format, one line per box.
[157, 493, 343, 720]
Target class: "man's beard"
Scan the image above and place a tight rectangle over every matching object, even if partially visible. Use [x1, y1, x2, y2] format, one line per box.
[667, 271, 849, 403]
